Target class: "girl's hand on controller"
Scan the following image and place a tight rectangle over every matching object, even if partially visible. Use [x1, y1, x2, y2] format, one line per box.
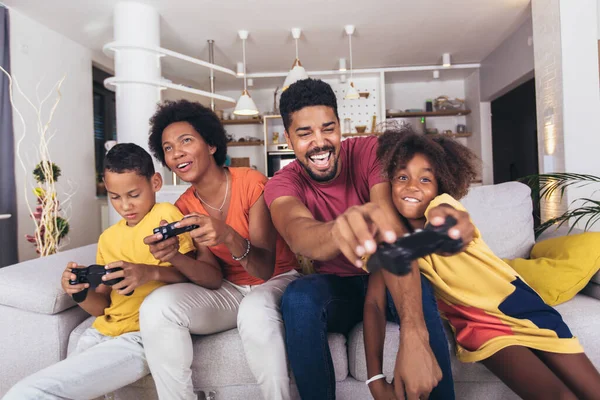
[103, 261, 151, 295]
[61, 262, 89, 294]
[428, 203, 475, 255]
[143, 219, 180, 262]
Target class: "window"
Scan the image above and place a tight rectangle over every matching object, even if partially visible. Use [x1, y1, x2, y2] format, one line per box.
[92, 66, 116, 196]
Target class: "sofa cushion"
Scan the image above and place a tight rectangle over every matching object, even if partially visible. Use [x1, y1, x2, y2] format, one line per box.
[592, 271, 600, 285]
[461, 182, 534, 259]
[69, 320, 348, 388]
[347, 294, 600, 383]
[582, 282, 600, 300]
[505, 233, 600, 305]
[0, 244, 97, 315]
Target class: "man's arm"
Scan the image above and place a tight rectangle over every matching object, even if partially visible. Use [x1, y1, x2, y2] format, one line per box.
[269, 195, 338, 261]
[369, 182, 442, 399]
[270, 194, 399, 267]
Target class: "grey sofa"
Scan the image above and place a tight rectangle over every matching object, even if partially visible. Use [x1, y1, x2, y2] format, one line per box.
[1, 181, 599, 400]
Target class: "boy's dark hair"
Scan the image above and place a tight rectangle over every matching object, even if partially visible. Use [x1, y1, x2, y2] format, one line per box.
[279, 78, 339, 132]
[377, 124, 479, 199]
[148, 99, 227, 167]
[104, 143, 155, 180]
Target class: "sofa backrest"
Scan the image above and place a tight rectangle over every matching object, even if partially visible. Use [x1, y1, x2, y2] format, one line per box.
[461, 181, 535, 260]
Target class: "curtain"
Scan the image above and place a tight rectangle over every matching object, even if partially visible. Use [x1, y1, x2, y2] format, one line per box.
[0, 5, 18, 267]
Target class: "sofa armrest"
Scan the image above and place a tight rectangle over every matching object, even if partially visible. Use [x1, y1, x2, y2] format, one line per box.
[0, 244, 97, 314]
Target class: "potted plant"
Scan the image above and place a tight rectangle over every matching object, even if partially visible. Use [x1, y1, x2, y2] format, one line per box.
[521, 173, 600, 237]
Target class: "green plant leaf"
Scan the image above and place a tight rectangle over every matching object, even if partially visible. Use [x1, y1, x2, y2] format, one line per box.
[32, 161, 62, 184]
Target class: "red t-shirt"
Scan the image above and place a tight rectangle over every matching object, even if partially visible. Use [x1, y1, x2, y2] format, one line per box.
[264, 136, 385, 276]
[176, 167, 298, 286]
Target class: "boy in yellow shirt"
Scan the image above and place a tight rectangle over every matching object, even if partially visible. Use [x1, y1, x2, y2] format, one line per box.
[4, 143, 207, 399]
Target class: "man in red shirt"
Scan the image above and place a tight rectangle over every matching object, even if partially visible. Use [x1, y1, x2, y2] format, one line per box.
[264, 79, 475, 400]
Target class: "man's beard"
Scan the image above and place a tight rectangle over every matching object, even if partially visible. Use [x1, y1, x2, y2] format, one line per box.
[299, 149, 339, 183]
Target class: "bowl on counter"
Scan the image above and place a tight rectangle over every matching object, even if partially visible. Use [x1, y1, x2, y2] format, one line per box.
[355, 125, 367, 133]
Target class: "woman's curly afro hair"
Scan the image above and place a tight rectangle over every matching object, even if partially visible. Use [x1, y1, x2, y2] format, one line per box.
[148, 99, 227, 167]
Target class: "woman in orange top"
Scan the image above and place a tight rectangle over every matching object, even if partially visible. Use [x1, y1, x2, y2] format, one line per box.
[142, 100, 300, 400]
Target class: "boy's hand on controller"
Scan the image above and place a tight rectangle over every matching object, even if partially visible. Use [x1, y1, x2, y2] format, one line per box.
[103, 261, 151, 295]
[331, 203, 397, 269]
[144, 220, 180, 262]
[177, 213, 230, 248]
[428, 203, 474, 255]
[61, 262, 89, 294]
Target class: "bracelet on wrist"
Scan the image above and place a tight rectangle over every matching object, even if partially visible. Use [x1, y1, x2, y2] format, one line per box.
[232, 238, 251, 261]
[365, 374, 386, 385]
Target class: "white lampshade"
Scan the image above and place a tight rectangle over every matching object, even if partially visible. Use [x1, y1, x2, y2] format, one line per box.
[282, 59, 309, 91]
[442, 53, 451, 67]
[234, 90, 259, 116]
[345, 81, 360, 100]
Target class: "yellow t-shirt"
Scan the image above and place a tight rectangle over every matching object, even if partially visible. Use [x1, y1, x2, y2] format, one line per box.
[92, 202, 195, 337]
[418, 194, 582, 362]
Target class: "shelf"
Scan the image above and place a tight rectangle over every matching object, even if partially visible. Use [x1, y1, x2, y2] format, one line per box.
[427, 132, 472, 138]
[221, 118, 263, 125]
[227, 140, 264, 147]
[342, 132, 381, 138]
[341, 132, 472, 139]
[386, 109, 471, 118]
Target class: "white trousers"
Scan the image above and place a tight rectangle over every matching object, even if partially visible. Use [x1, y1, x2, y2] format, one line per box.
[139, 269, 300, 400]
[2, 328, 148, 400]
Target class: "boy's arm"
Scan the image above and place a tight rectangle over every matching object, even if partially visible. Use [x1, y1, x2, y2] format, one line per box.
[364, 270, 395, 398]
[105, 249, 223, 295]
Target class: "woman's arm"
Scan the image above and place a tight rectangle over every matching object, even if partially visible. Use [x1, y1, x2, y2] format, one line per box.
[170, 248, 223, 289]
[223, 194, 276, 281]
[364, 270, 394, 397]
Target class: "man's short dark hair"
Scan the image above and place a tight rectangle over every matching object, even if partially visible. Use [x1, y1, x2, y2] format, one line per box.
[104, 143, 155, 180]
[148, 99, 227, 167]
[279, 78, 339, 132]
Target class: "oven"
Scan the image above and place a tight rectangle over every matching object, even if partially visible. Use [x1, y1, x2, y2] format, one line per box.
[267, 144, 296, 177]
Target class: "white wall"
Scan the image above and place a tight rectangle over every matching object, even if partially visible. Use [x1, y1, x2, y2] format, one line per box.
[10, 11, 101, 261]
[559, 0, 600, 211]
[464, 71, 494, 184]
[480, 16, 534, 101]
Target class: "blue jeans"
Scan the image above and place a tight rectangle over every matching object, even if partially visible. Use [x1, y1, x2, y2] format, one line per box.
[281, 273, 454, 400]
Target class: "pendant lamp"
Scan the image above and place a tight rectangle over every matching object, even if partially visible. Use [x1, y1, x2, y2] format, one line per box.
[234, 30, 259, 116]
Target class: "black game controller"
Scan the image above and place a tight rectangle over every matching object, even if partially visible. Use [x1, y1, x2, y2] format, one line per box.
[69, 264, 133, 303]
[366, 216, 463, 276]
[153, 219, 199, 241]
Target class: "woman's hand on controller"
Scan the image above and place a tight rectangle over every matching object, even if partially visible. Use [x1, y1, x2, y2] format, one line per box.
[427, 203, 475, 255]
[103, 261, 151, 295]
[144, 220, 180, 262]
[176, 213, 231, 248]
[61, 262, 89, 294]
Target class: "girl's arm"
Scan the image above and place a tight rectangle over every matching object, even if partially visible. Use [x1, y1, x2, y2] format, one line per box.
[364, 270, 395, 397]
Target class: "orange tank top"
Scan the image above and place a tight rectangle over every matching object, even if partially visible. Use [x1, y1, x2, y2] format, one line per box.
[175, 167, 298, 285]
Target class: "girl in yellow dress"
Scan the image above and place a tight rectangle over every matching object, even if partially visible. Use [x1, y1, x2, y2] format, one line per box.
[363, 126, 600, 400]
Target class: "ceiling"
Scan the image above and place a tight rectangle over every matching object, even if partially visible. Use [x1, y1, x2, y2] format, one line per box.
[3, 0, 531, 90]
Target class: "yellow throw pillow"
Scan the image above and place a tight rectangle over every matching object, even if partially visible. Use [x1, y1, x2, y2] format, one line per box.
[504, 233, 600, 306]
